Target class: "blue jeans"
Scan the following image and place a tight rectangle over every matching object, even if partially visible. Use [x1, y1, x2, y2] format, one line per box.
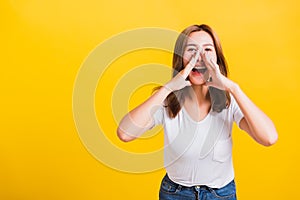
[159, 174, 237, 200]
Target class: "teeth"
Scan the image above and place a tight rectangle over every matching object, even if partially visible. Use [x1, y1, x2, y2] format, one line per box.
[192, 67, 207, 73]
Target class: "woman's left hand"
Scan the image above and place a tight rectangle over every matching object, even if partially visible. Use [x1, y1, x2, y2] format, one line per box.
[201, 52, 278, 147]
[201, 51, 231, 91]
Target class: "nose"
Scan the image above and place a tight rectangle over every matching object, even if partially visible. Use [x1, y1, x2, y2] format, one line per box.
[195, 50, 204, 64]
[196, 54, 201, 62]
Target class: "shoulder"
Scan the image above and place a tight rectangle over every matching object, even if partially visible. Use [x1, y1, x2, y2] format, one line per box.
[228, 94, 239, 110]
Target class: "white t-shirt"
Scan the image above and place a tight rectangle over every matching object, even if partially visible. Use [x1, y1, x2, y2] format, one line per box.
[151, 95, 244, 188]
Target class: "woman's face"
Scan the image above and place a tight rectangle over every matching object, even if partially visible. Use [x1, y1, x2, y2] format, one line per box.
[183, 31, 217, 85]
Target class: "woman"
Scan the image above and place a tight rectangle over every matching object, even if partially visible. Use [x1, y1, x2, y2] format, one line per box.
[117, 24, 278, 200]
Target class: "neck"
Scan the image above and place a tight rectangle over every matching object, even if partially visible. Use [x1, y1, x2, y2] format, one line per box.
[188, 85, 210, 104]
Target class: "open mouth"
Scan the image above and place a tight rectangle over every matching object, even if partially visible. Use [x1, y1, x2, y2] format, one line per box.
[192, 67, 207, 74]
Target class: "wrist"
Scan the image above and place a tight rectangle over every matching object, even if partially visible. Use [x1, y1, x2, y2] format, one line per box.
[225, 79, 239, 94]
[162, 84, 173, 94]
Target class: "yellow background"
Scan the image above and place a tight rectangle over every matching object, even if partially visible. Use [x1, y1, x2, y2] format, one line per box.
[1, 0, 300, 199]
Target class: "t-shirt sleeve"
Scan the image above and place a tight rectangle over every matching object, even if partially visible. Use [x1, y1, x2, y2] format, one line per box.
[231, 96, 244, 129]
[149, 105, 164, 129]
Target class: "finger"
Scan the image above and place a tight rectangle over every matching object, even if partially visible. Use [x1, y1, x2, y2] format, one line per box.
[202, 51, 210, 67]
[203, 69, 210, 81]
[185, 80, 192, 87]
[182, 50, 200, 77]
[183, 51, 199, 74]
[208, 57, 220, 73]
[204, 57, 215, 74]
[203, 52, 215, 72]
[200, 49, 206, 62]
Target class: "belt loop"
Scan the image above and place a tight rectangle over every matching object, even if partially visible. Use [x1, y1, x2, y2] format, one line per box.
[194, 185, 201, 191]
[176, 184, 182, 192]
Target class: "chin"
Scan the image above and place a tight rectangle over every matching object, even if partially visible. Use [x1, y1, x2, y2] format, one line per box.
[191, 82, 207, 86]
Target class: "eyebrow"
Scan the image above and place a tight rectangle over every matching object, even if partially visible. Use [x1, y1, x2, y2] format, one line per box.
[185, 44, 198, 47]
[185, 43, 214, 47]
[203, 43, 214, 47]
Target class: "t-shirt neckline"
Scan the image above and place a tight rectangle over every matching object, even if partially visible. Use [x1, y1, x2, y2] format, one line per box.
[181, 106, 212, 124]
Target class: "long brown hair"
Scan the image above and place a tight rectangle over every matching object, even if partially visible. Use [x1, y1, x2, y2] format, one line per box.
[163, 24, 231, 118]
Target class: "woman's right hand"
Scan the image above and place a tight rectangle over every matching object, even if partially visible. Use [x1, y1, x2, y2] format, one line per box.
[117, 51, 200, 142]
[164, 50, 200, 92]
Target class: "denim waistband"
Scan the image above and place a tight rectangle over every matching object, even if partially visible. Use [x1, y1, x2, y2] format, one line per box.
[164, 174, 213, 191]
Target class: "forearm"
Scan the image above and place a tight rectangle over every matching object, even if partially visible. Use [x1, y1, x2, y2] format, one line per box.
[117, 86, 171, 142]
[226, 80, 278, 146]
[117, 52, 198, 142]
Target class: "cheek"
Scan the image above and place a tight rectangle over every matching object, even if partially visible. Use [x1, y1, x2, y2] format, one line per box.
[212, 51, 217, 61]
[183, 58, 189, 67]
[213, 53, 217, 62]
[206, 51, 217, 62]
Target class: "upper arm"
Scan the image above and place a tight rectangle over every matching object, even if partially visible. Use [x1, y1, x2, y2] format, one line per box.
[117, 106, 164, 142]
[239, 117, 258, 142]
[239, 117, 250, 133]
[117, 124, 140, 142]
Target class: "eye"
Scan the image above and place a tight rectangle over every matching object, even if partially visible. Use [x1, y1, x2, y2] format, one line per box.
[187, 47, 197, 52]
[205, 48, 212, 52]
